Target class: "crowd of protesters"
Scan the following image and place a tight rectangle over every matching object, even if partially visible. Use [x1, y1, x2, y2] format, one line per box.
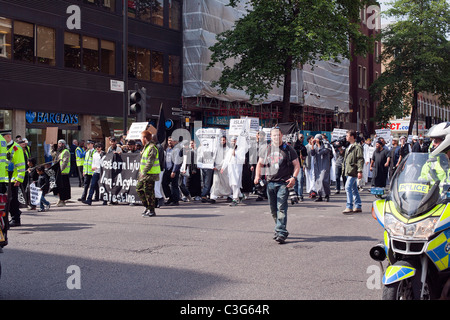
[12, 128, 430, 222]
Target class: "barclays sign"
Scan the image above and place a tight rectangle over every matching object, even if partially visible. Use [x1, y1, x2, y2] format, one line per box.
[26, 111, 79, 125]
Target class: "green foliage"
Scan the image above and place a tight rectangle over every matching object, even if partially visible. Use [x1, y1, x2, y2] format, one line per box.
[369, 0, 450, 126]
[208, 0, 376, 121]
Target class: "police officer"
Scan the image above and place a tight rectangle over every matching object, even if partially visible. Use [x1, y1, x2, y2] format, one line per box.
[137, 131, 161, 217]
[79, 140, 96, 202]
[0, 133, 8, 244]
[1, 131, 25, 227]
[75, 140, 86, 187]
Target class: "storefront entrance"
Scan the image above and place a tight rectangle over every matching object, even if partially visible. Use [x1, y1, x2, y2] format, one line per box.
[26, 127, 80, 165]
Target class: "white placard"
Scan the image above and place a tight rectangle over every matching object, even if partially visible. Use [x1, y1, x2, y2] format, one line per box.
[29, 182, 42, 206]
[126, 122, 149, 140]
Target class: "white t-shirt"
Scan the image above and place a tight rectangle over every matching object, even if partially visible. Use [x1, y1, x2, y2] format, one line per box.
[92, 152, 102, 174]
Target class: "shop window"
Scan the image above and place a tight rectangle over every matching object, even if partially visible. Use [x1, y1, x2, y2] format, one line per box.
[13, 21, 34, 62]
[169, 0, 181, 30]
[36, 26, 56, 66]
[151, 50, 164, 83]
[169, 54, 180, 85]
[83, 36, 100, 72]
[136, 47, 151, 81]
[101, 40, 115, 75]
[65, 32, 81, 69]
[0, 17, 12, 59]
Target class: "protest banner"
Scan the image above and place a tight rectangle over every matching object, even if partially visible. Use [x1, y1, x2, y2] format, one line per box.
[100, 153, 141, 204]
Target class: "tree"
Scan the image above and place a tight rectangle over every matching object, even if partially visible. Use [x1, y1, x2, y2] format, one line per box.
[369, 0, 450, 133]
[208, 0, 376, 122]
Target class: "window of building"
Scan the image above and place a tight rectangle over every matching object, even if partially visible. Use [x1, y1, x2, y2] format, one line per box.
[151, 50, 164, 83]
[0, 17, 12, 59]
[83, 35, 100, 72]
[36, 26, 56, 66]
[362, 67, 367, 89]
[65, 32, 81, 69]
[374, 41, 379, 61]
[169, 0, 182, 30]
[128, 45, 137, 78]
[13, 21, 34, 62]
[137, 47, 151, 80]
[83, 0, 116, 12]
[358, 65, 362, 88]
[101, 40, 115, 75]
[169, 54, 181, 85]
[128, 0, 164, 26]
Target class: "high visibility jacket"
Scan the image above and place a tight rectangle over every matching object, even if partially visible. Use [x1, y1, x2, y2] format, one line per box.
[140, 143, 161, 175]
[83, 149, 94, 175]
[59, 148, 71, 174]
[75, 146, 85, 166]
[0, 135, 7, 183]
[7, 142, 25, 184]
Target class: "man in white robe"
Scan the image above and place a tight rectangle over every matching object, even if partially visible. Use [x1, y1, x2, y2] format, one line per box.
[209, 136, 232, 203]
[221, 136, 247, 206]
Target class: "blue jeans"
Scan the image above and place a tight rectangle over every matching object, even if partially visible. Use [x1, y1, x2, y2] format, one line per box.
[87, 172, 100, 201]
[345, 176, 361, 209]
[294, 168, 304, 197]
[40, 194, 50, 210]
[201, 168, 213, 197]
[267, 181, 289, 237]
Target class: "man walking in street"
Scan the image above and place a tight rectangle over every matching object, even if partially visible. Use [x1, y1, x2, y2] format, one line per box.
[342, 130, 364, 214]
[254, 127, 300, 244]
[137, 131, 161, 217]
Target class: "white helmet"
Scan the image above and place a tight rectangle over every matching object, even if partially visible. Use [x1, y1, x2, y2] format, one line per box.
[427, 122, 450, 156]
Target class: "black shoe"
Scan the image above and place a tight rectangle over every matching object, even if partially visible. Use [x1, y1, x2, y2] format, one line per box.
[275, 235, 286, 244]
[165, 200, 174, 205]
[256, 196, 264, 201]
[148, 211, 156, 217]
[201, 197, 208, 203]
[299, 196, 304, 202]
[226, 197, 233, 203]
[82, 200, 92, 205]
[77, 198, 85, 202]
[208, 199, 216, 204]
[9, 220, 21, 227]
[314, 197, 323, 202]
[325, 196, 329, 202]
[169, 202, 179, 206]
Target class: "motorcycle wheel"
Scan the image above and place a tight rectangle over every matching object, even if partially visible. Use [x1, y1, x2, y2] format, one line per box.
[382, 278, 432, 300]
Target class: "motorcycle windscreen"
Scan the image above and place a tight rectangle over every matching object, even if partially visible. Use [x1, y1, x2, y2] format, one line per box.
[391, 153, 447, 218]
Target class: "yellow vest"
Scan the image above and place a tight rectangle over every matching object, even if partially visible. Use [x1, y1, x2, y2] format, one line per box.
[75, 146, 84, 166]
[7, 142, 25, 183]
[140, 144, 161, 175]
[59, 149, 71, 174]
[0, 135, 7, 183]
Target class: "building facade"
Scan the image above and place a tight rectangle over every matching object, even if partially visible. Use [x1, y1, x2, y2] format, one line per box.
[0, 0, 182, 163]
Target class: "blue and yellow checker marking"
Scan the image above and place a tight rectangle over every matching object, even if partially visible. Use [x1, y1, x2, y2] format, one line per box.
[426, 229, 450, 271]
[383, 265, 416, 285]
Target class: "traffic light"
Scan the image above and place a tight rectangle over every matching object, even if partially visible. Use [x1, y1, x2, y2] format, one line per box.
[128, 87, 147, 121]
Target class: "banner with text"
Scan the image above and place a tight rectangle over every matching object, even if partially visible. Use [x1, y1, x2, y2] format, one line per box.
[100, 153, 141, 204]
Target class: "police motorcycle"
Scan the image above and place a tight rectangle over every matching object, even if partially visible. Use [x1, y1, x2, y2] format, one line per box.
[370, 123, 450, 300]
